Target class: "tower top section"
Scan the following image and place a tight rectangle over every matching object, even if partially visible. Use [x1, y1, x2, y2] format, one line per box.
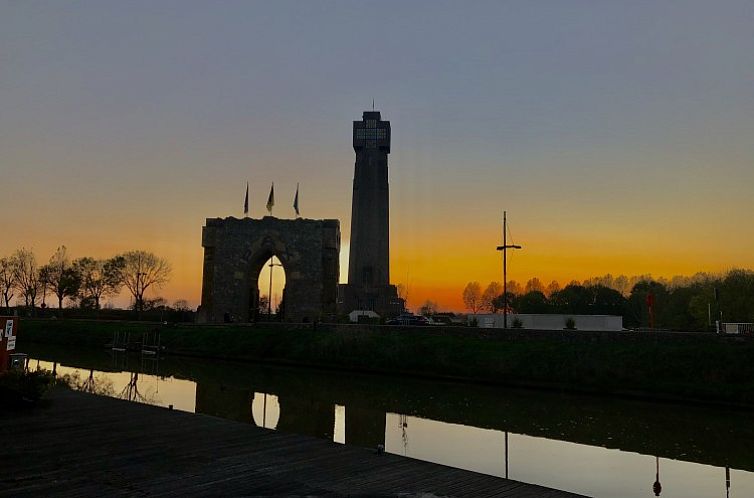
[353, 110, 390, 153]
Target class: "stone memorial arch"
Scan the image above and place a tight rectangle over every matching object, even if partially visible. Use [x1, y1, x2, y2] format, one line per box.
[197, 217, 340, 323]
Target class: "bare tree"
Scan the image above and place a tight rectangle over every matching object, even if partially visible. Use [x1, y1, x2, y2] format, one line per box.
[173, 299, 191, 312]
[12, 248, 43, 310]
[462, 281, 482, 314]
[74, 257, 124, 309]
[118, 251, 171, 314]
[481, 282, 503, 312]
[42, 246, 81, 309]
[419, 299, 438, 316]
[613, 275, 630, 296]
[258, 295, 270, 314]
[525, 277, 544, 294]
[396, 283, 407, 301]
[38, 264, 52, 308]
[0, 257, 17, 311]
[506, 280, 523, 296]
[545, 280, 561, 297]
[143, 296, 168, 311]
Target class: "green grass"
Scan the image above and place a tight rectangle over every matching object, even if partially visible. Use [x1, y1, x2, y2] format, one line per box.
[17, 319, 754, 405]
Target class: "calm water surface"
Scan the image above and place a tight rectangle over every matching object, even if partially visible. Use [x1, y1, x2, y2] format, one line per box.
[25, 343, 754, 498]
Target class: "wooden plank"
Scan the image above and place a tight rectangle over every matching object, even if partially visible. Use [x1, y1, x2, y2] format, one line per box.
[0, 389, 587, 498]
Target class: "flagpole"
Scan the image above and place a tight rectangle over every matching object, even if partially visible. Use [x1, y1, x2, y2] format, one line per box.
[268, 256, 282, 315]
[294, 183, 300, 218]
[268, 258, 273, 315]
[266, 182, 275, 217]
[244, 181, 249, 217]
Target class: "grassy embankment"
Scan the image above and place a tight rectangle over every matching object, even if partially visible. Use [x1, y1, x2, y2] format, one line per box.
[18, 319, 754, 406]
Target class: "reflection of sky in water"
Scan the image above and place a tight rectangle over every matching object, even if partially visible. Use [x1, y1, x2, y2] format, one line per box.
[35, 360, 196, 413]
[32, 359, 754, 498]
[333, 404, 346, 444]
[384, 415, 754, 498]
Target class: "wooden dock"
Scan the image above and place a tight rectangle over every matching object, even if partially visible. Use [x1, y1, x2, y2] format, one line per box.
[0, 389, 586, 497]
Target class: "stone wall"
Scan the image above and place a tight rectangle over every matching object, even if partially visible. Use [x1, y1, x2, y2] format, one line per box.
[198, 216, 340, 323]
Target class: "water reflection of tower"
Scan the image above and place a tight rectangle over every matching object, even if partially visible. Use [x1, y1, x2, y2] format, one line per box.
[399, 414, 408, 456]
[653, 456, 662, 496]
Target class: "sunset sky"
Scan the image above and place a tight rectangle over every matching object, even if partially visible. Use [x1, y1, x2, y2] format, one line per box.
[2, 1, 753, 311]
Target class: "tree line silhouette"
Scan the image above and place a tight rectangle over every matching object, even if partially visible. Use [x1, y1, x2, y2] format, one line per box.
[463, 269, 754, 331]
[0, 246, 174, 315]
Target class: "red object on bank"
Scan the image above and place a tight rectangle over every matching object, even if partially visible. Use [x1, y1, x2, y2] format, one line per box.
[0, 316, 18, 373]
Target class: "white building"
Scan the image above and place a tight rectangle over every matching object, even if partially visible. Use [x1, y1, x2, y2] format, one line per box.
[469, 313, 623, 331]
[348, 310, 381, 323]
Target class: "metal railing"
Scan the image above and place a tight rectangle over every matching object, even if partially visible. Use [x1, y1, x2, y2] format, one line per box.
[723, 323, 754, 334]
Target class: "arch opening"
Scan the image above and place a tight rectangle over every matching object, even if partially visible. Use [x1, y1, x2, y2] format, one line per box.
[254, 255, 287, 321]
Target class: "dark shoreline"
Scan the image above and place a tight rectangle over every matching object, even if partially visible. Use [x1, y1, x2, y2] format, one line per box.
[17, 318, 754, 409]
[22, 341, 754, 474]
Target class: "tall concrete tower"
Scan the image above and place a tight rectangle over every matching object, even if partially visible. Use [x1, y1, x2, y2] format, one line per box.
[338, 111, 401, 317]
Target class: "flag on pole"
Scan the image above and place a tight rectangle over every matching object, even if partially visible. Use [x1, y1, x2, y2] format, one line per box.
[293, 183, 300, 217]
[266, 182, 275, 215]
[243, 182, 249, 216]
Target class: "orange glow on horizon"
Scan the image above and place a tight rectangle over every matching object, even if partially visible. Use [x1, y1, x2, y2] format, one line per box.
[2, 217, 751, 314]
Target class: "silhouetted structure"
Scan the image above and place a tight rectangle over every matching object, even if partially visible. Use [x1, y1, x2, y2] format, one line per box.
[197, 217, 340, 323]
[338, 111, 402, 317]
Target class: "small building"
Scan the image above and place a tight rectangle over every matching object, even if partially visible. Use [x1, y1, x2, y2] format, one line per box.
[348, 310, 380, 323]
[469, 313, 623, 331]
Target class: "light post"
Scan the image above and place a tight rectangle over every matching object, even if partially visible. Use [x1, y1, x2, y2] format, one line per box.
[136, 272, 145, 316]
[267, 257, 282, 316]
[496, 211, 522, 329]
[653, 456, 662, 496]
[505, 430, 509, 479]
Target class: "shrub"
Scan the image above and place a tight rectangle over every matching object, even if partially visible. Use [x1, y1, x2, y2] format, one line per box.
[512, 317, 524, 329]
[565, 317, 577, 330]
[0, 369, 55, 408]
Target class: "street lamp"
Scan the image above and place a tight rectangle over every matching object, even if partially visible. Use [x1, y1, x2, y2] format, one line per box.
[496, 211, 522, 329]
[267, 257, 282, 315]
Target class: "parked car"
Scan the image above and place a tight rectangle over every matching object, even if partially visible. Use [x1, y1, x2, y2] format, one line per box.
[386, 314, 431, 326]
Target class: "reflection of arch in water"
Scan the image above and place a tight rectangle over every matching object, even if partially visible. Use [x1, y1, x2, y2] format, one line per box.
[276, 396, 334, 440]
[343, 406, 386, 449]
[251, 392, 280, 429]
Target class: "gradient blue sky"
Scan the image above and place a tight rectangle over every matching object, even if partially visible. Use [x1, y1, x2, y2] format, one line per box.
[1, 1, 753, 310]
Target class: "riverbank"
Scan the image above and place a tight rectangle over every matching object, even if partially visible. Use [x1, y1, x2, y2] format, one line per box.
[17, 319, 754, 407]
[25, 342, 754, 473]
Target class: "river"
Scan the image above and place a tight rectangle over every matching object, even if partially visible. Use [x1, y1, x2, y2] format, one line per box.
[23, 342, 754, 498]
